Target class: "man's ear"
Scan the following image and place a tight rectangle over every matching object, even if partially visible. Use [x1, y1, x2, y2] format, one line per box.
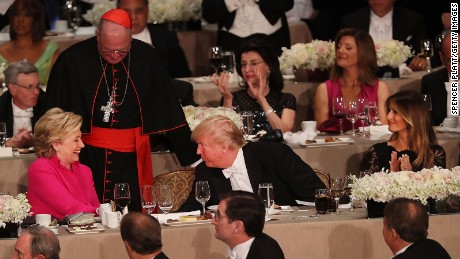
[232, 220, 245, 234]
[390, 228, 400, 241]
[33, 254, 46, 259]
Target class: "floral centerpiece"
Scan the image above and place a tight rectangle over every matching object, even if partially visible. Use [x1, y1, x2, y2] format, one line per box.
[279, 40, 336, 72]
[148, 0, 202, 24]
[0, 193, 31, 228]
[82, 0, 116, 26]
[374, 40, 413, 68]
[183, 106, 242, 131]
[352, 167, 460, 205]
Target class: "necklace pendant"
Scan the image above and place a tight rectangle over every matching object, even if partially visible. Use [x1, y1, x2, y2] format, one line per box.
[101, 98, 114, 122]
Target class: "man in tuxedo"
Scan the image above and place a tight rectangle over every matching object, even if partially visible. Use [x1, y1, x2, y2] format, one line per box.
[180, 115, 325, 211]
[421, 32, 453, 126]
[121, 212, 169, 259]
[341, 0, 427, 61]
[383, 197, 450, 259]
[213, 191, 284, 259]
[117, 0, 191, 78]
[0, 60, 46, 148]
[12, 226, 60, 259]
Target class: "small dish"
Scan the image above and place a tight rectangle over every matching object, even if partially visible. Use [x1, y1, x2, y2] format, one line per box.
[66, 223, 104, 234]
[282, 75, 295, 80]
[300, 137, 354, 147]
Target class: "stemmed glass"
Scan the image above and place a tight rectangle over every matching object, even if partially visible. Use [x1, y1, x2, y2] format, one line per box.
[356, 98, 368, 135]
[0, 122, 6, 147]
[221, 51, 236, 73]
[346, 101, 358, 136]
[208, 46, 223, 74]
[330, 177, 344, 215]
[366, 101, 379, 125]
[241, 111, 254, 138]
[63, 1, 82, 34]
[420, 39, 434, 72]
[157, 185, 173, 214]
[422, 94, 432, 111]
[141, 185, 156, 215]
[114, 183, 131, 215]
[333, 97, 346, 135]
[258, 183, 274, 219]
[195, 181, 211, 215]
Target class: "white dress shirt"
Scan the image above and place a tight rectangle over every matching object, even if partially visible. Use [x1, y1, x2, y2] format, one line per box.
[132, 27, 153, 45]
[393, 243, 412, 257]
[369, 9, 393, 41]
[227, 237, 255, 259]
[224, 0, 281, 37]
[222, 148, 254, 192]
[11, 100, 33, 135]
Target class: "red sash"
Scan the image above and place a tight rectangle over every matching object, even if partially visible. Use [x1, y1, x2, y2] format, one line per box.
[82, 126, 154, 196]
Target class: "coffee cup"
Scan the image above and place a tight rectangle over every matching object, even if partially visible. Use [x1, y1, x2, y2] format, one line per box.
[96, 203, 112, 226]
[35, 214, 51, 226]
[106, 211, 122, 228]
[441, 117, 458, 128]
[54, 20, 68, 32]
[301, 121, 317, 132]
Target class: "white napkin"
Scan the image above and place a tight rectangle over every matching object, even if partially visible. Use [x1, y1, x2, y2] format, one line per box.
[0, 147, 13, 157]
[152, 210, 201, 223]
[338, 203, 351, 209]
[399, 63, 412, 76]
[370, 125, 391, 134]
[295, 200, 315, 206]
[283, 130, 317, 145]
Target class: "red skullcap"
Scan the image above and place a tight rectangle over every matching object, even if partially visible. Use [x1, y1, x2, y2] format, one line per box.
[101, 9, 132, 29]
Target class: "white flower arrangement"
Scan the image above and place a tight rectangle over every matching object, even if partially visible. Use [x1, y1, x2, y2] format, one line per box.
[0, 193, 32, 228]
[183, 106, 243, 131]
[148, 0, 202, 24]
[374, 40, 413, 68]
[279, 40, 336, 71]
[351, 167, 460, 205]
[82, 0, 116, 26]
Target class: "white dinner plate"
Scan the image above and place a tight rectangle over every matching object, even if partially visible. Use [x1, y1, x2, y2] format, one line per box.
[163, 219, 212, 227]
[300, 137, 354, 147]
[192, 76, 213, 83]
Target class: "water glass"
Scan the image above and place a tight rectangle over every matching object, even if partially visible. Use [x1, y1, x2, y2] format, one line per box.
[241, 111, 254, 137]
[114, 183, 131, 215]
[157, 185, 173, 214]
[141, 185, 156, 215]
[258, 183, 274, 218]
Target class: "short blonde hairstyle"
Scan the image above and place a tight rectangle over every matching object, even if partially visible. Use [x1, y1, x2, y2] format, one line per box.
[34, 108, 82, 158]
[191, 115, 246, 150]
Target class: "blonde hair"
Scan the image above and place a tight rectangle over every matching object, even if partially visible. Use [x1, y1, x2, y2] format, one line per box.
[386, 91, 437, 168]
[34, 108, 82, 158]
[191, 115, 246, 150]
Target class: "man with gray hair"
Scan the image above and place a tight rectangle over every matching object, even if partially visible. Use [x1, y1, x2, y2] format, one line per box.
[0, 59, 46, 148]
[12, 226, 60, 259]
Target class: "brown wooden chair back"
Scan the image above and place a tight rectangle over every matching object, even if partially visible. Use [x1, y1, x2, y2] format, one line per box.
[153, 169, 195, 212]
[314, 169, 330, 189]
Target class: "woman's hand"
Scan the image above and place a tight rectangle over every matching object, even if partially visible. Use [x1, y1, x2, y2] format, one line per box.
[389, 151, 401, 172]
[212, 72, 233, 107]
[247, 68, 268, 101]
[398, 154, 412, 171]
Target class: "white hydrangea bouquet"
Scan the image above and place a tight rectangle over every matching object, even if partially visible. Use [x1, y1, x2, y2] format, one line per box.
[279, 40, 336, 72]
[374, 40, 413, 68]
[351, 167, 460, 205]
[183, 106, 243, 131]
[0, 193, 32, 228]
[148, 0, 202, 23]
[82, 0, 116, 26]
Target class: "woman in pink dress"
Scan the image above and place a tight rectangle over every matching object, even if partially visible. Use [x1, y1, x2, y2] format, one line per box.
[27, 108, 99, 219]
[314, 28, 390, 128]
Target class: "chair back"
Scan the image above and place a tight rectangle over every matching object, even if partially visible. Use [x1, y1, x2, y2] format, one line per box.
[153, 169, 195, 212]
[314, 169, 330, 189]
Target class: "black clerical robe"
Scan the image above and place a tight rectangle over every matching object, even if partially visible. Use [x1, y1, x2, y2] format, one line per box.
[46, 37, 199, 211]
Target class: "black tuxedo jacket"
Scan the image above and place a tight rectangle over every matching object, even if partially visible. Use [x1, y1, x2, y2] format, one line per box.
[341, 6, 427, 52]
[247, 233, 285, 259]
[421, 68, 449, 126]
[394, 239, 450, 259]
[154, 252, 169, 259]
[147, 24, 191, 78]
[0, 90, 46, 137]
[180, 141, 325, 211]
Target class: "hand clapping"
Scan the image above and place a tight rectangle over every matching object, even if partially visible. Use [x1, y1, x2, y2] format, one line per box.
[390, 151, 412, 172]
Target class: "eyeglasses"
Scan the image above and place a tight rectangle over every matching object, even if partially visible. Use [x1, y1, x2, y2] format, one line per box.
[240, 61, 265, 69]
[100, 48, 130, 56]
[213, 210, 229, 221]
[14, 82, 43, 91]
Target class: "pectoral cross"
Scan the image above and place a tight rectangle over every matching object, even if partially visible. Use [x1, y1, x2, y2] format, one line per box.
[101, 97, 114, 122]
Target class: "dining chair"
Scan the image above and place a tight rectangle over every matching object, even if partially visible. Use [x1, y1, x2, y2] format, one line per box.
[314, 169, 330, 189]
[153, 169, 195, 212]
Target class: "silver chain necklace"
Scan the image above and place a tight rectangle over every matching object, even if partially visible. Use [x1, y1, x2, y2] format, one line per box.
[99, 52, 131, 122]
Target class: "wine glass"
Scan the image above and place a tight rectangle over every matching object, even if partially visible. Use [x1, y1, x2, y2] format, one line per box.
[208, 46, 223, 74]
[330, 177, 344, 215]
[241, 111, 254, 138]
[332, 97, 346, 135]
[356, 98, 368, 135]
[420, 39, 434, 72]
[366, 101, 379, 126]
[221, 51, 236, 73]
[141, 185, 156, 215]
[157, 185, 173, 214]
[346, 101, 358, 136]
[114, 183, 131, 215]
[195, 181, 211, 215]
[63, 1, 82, 34]
[258, 183, 274, 219]
[0, 122, 6, 147]
[422, 94, 432, 111]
